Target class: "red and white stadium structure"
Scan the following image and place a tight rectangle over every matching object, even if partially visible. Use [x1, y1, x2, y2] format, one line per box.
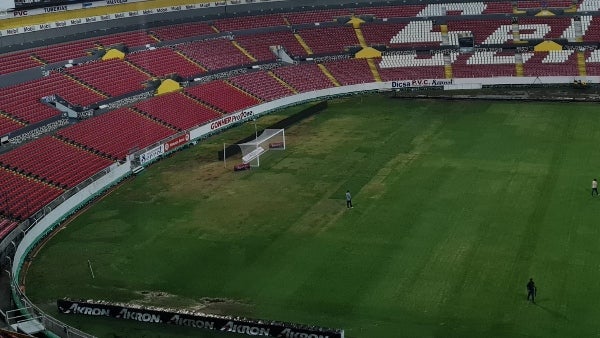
[0, 0, 599, 335]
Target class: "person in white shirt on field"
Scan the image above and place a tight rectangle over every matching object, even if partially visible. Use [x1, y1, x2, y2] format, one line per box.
[593, 179, 598, 196]
[346, 190, 353, 209]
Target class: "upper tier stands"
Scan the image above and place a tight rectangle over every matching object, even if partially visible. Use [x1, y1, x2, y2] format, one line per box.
[127, 48, 206, 78]
[0, 72, 105, 124]
[213, 14, 287, 32]
[151, 22, 216, 42]
[284, 9, 349, 25]
[235, 31, 307, 61]
[516, 0, 573, 8]
[0, 52, 42, 76]
[134, 92, 222, 130]
[176, 39, 252, 71]
[186, 81, 261, 113]
[353, 5, 425, 18]
[446, 19, 513, 44]
[0, 136, 114, 189]
[56, 108, 174, 160]
[0, 167, 64, 220]
[297, 26, 359, 54]
[65, 59, 150, 97]
[228, 71, 296, 101]
[96, 31, 156, 48]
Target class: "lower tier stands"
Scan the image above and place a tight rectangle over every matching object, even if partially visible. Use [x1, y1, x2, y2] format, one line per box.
[323, 58, 375, 85]
[57, 108, 174, 160]
[523, 51, 579, 76]
[271, 63, 335, 92]
[586, 50, 600, 76]
[176, 39, 253, 71]
[0, 167, 64, 220]
[0, 136, 114, 189]
[186, 81, 261, 113]
[65, 59, 151, 97]
[127, 48, 205, 78]
[0, 72, 105, 124]
[452, 52, 517, 78]
[297, 26, 359, 55]
[228, 71, 296, 101]
[33, 39, 99, 64]
[0, 218, 19, 240]
[134, 92, 222, 130]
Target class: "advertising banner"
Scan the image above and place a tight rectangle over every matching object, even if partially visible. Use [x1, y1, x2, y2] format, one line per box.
[164, 133, 190, 152]
[139, 144, 164, 165]
[190, 110, 254, 140]
[58, 299, 344, 338]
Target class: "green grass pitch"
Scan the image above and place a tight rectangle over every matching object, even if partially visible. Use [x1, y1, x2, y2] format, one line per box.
[24, 94, 600, 337]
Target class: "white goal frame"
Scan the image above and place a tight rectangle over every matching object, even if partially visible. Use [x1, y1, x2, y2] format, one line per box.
[238, 129, 285, 167]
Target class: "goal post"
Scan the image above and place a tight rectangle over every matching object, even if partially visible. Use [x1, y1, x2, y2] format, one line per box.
[238, 129, 285, 167]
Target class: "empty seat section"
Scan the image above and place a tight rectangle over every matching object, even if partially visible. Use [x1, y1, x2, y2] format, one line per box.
[127, 48, 205, 78]
[0, 51, 41, 75]
[284, 9, 350, 25]
[185, 81, 261, 113]
[0, 167, 64, 220]
[586, 50, 600, 76]
[353, 5, 426, 18]
[446, 19, 513, 45]
[0, 72, 103, 124]
[57, 108, 174, 160]
[386, 20, 444, 48]
[97, 30, 156, 48]
[34, 39, 98, 63]
[271, 64, 334, 92]
[361, 23, 411, 47]
[235, 30, 308, 60]
[523, 51, 579, 76]
[0, 116, 23, 136]
[518, 18, 572, 40]
[65, 59, 150, 97]
[214, 14, 287, 31]
[582, 16, 600, 42]
[483, 2, 514, 14]
[516, 0, 572, 8]
[134, 92, 222, 130]
[452, 52, 516, 78]
[151, 22, 216, 41]
[297, 26, 359, 54]
[378, 53, 447, 81]
[323, 58, 375, 85]
[176, 39, 252, 71]
[0, 136, 114, 188]
[228, 71, 295, 101]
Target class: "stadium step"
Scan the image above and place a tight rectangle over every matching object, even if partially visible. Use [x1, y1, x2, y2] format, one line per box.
[366, 59, 382, 82]
[444, 65, 453, 79]
[30, 54, 47, 65]
[125, 60, 153, 78]
[0, 110, 27, 126]
[515, 62, 524, 77]
[211, 25, 220, 33]
[440, 25, 450, 45]
[182, 91, 227, 115]
[267, 71, 298, 94]
[294, 33, 313, 55]
[317, 64, 341, 87]
[231, 41, 258, 62]
[149, 33, 161, 42]
[353, 27, 367, 48]
[577, 51, 587, 77]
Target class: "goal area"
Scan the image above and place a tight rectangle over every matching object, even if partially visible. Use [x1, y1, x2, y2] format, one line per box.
[238, 129, 285, 167]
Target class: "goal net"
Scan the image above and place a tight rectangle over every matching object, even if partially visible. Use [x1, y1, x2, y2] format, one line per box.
[238, 129, 285, 167]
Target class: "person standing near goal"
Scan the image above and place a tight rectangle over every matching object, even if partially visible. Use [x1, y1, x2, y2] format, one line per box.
[346, 190, 353, 209]
[593, 179, 598, 196]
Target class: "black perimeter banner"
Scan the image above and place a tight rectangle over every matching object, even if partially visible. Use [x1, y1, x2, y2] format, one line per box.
[57, 299, 344, 338]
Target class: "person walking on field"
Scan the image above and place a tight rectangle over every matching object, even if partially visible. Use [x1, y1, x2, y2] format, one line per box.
[593, 179, 598, 196]
[346, 190, 353, 209]
[527, 278, 536, 303]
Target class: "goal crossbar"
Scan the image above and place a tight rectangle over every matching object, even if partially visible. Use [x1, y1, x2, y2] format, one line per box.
[238, 129, 285, 167]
